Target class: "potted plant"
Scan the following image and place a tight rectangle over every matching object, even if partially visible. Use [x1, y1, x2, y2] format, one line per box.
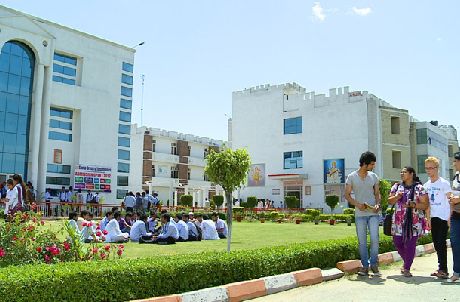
[325, 195, 339, 226]
[259, 212, 266, 223]
[346, 215, 352, 226]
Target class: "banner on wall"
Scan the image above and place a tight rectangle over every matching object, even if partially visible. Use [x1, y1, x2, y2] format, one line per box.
[74, 165, 112, 192]
[248, 164, 265, 187]
[323, 159, 345, 184]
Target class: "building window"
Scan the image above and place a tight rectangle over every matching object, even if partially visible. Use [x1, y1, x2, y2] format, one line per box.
[152, 165, 155, 177]
[284, 151, 303, 169]
[117, 189, 128, 199]
[305, 186, 312, 195]
[120, 98, 132, 110]
[449, 145, 454, 158]
[416, 129, 427, 145]
[53, 53, 77, 86]
[187, 145, 191, 155]
[391, 117, 400, 134]
[119, 111, 131, 122]
[118, 137, 130, 147]
[48, 131, 72, 142]
[47, 164, 71, 174]
[46, 176, 70, 186]
[152, 140, 156, 152]
[118, 149, 130, 160]
[284, 117, 302, 135]
[118, 124, 130, 134]
[0, 41, 35, 178]
[187, 168, 191, 180]
[49, 119, 72, 130]
[417, 155, 428, 174]
[121, 86, 132, 97]
[171, 166, 179, 178]
[392, 150, 401, 169]
[118, 162, 130, 173]
[117, 176, 129, 186]
[50, 107, 73, 119]
[121, 74, 133, 85]
[122, 62, 133, 73]
[171, 143, 178, 155]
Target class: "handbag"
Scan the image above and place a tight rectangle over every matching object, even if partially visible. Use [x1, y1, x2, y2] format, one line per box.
[383, 204, 395, 236]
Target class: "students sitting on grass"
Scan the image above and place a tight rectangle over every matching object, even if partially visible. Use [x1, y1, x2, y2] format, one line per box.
[212, 212, 228, 239]
[200, 215, 220, 240]
[194, 213, 202, 229]
[120, 212, 132, 233]
[100, 211, 112, 231]
[147, 211, 159, 233]
[141, 213, 178, 244]
[174, 213, 189, 242]
[105, 211, 129, 243]
[183, 213, 200, 241]
[130, 213, 152, 242]
[68, 211, 80, 236]
[80, 211, 97, 243]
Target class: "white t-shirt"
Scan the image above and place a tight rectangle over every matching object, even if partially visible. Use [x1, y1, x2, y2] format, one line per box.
[424, 177, 452, 221]
[201, 220, 219, 240]
[4, 189, 16, 214]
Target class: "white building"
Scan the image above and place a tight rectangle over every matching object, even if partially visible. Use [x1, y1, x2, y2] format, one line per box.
[0, 5, 135, 202]
[129, 125, 224, 206]
[231, 83, 418, 212]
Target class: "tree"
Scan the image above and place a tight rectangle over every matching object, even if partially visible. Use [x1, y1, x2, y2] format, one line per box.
[205, 148, 251, 252]
[213, 195, 224, 208]
[285, 196, 300, 208]
[180, 195, 193, 207]
[379, 179, 392, 212]
[325, 195, 339, 214]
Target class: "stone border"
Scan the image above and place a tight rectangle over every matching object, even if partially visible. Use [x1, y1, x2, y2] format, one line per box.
[131, 242, 438, 302]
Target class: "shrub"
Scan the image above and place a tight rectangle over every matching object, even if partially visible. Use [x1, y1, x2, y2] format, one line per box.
[343, 208, 355, 215]
[0, 234, 434, 302]
[285, 196, 300, 208]
[305, 209, 320, 218]
[269, 211, 280, 220]
[318, 214, 354, 222]
[325, 195, 339, 213]
[213, 195, 224, 208]
[380, 179, 392, 212]
[179, 195, 193, 207]
[246, 196, 258, 208]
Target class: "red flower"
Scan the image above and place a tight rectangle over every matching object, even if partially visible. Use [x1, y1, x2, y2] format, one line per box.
[12, 236, 17, 241]
[117, 249, 123, 256]
[32, 217, 37, 223]
[36, 247, 42, 253]
[0, 248, 5, 257]
[118, 244, 125, 250]
[82, 221, 87, 227]
[40, 220, 45, 226]
[92, 247, 99, 254]
[104, 244, 111, 251]
[102, 230, 108, 235]
[50, 247, 60, 256]
[100, 252, 106, 260]
[96, 225, 101, 230]
[63, 242, 71, 251]
[87, 222, 93, 227]
[96, 231, 102, 237]
[44, 255, 51, 263]
[27, 225, 35, 232]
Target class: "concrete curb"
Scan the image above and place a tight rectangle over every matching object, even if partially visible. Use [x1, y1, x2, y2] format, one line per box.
[131, 240, 447, 302]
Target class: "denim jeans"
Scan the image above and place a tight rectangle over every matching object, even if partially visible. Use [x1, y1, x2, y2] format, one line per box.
[451, 215, 460, 277]
[355, 215, 380, 268]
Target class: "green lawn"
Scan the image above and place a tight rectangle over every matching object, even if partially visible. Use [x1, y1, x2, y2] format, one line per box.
[46, 220, 358, 258]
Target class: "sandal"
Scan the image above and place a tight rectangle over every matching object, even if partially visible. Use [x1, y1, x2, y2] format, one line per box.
[430, 270, 439, 277]
[437, 271, 449, 279]
[403, 270, 413, 277]
[448, 275, 459, 283]
[400, 267, 405, 274]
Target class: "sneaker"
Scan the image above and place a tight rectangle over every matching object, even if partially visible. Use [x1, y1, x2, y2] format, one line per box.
[370, 265, 381, 276]
[357, 267, 369, 276]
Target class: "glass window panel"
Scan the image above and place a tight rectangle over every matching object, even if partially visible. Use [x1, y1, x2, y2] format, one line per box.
[0, 111, 4, 132]
[10, 44, 23, 56]
[65, 56, 77, 66]
[18, 96, 29, 115]
[120, 98, 132, 109]
[122, 62, 133, 73]
[3, 133, 16, 153]
[121, 86, 133, 97]
[46, 177, 71, 186]
[0, 132, 3, 152]
[121, 74, 133, 85]
[118, 137, 130, 147]
[48, 131, 72, 142]
[119, 111, 131, 122]
[0, 93, 6, 112]
[62, 78, 76, 85]
[7, 74, 20, 94]
[50, 107, 73, 119]
[15, 154, 25, 175]
[118, 149, 130, 160]
[117, 176, 129, 186]
[47, 164, 71, 174]
[16, 134, 26, 154]
[8, 55, 21, 76]
[0, 72, 7, 91]
[21, 58, 32, 78]
[20, 78, 31, 96]
[117, 189, 128, 199]
[118, 124, 130, 134]
[17, 115, 27, 135]
[118, 162, 130, 173]
[1, 42, 11, 54]
[2, 153, 15, 173]
[53, 63, 64, 74]
[52, 75, 63, 83]
[63, 66, 76, 76]
[0, 54, 9, 72]
[5, 114, 18, 133]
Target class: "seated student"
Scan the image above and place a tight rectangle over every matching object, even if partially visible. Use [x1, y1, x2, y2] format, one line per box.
[141, 213, 178, 244]
[100, 211, 113, 231]
[68, 211, 80, 236]
[173, 213, 189, 242]
[183, 213, 200, 241]
[78, 210, 89, 229]
[211, 212, 228, 239]
[130, 213, 152, 242]
[188, 212, 195, 222]
[88, 213, 97, 233]
[200, 215, 220, 240]
[147, 211, 159, 233]
[120, 212, 132, 233]
[80, 211, 97, 243]
[105, 211, 129, 243]
[194, 213, 203, 229]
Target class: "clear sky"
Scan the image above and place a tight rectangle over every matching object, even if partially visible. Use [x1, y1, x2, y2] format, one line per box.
[1, 0, 459, 141]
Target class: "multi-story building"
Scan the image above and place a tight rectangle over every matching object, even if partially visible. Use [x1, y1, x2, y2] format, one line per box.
[230, 83, 458, 212]
[129, 125, 224, 206]
[0, 5, 135, 201]
[439, 125, 460, 181]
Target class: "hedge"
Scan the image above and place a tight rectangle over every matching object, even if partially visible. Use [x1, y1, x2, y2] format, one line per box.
[0, 235, 433, 302]
[179, 195, 193, 207]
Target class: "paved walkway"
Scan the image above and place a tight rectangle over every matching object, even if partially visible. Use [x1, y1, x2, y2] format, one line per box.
[252, 249, 458, 302]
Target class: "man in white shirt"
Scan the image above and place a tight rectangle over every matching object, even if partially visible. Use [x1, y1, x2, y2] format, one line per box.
[100, 211, 113, 231]
[130, 214, 152, 242]
[183, 213, 200, 241]
[123, 192, 136, 213]
[105, 211, 129, 243]
[142, 213, 178, 244]
[424, 156, 452, 279]
[212, 212, 228, 239]
[147, 211, 159, 233]
[173, 214, 189, 242]
[200, 215, 219, 240]
[4, 179, 15, 217]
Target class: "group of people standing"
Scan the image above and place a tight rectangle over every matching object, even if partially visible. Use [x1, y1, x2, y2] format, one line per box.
[346, 151, 460, 282]
[0, 174, 27, 218]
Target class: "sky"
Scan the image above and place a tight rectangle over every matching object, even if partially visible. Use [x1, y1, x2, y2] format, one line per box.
[1, 0, 459, 141]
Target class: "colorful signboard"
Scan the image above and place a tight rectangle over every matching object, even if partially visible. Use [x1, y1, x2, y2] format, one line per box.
[323, 159, 345, 184]
[248, 164, 265, 187]
[74, 165, 112, 192]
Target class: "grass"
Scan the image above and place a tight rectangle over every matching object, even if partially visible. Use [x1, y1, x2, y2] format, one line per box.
[45, 220, 358, 258]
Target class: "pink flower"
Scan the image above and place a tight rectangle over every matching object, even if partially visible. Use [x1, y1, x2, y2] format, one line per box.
[102, 230, 108, 235]
[104, 244, 111, 251]
[96, 225, 101, 230]
[44, 255, 51, 263]
[51, 247, 60, 256]
[96, 231, 102, 237]
[0, 248, 5, 257]
[63, 242, 71, 251]
[92, 247, 99, 254]
[117, 249, 123, 256]
[87, 222, 93, 227]
[82, 221, 87, 227]
[100, 252, 106, 260]
[12, 236, 17, 241]
[118, 244, 125, 250]
[36, 247, 42, 253]
[40, 220, 45, 226]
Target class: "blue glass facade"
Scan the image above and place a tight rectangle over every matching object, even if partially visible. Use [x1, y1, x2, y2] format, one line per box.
[52, 52, 77, 86]
[0, 41, 35, 178]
